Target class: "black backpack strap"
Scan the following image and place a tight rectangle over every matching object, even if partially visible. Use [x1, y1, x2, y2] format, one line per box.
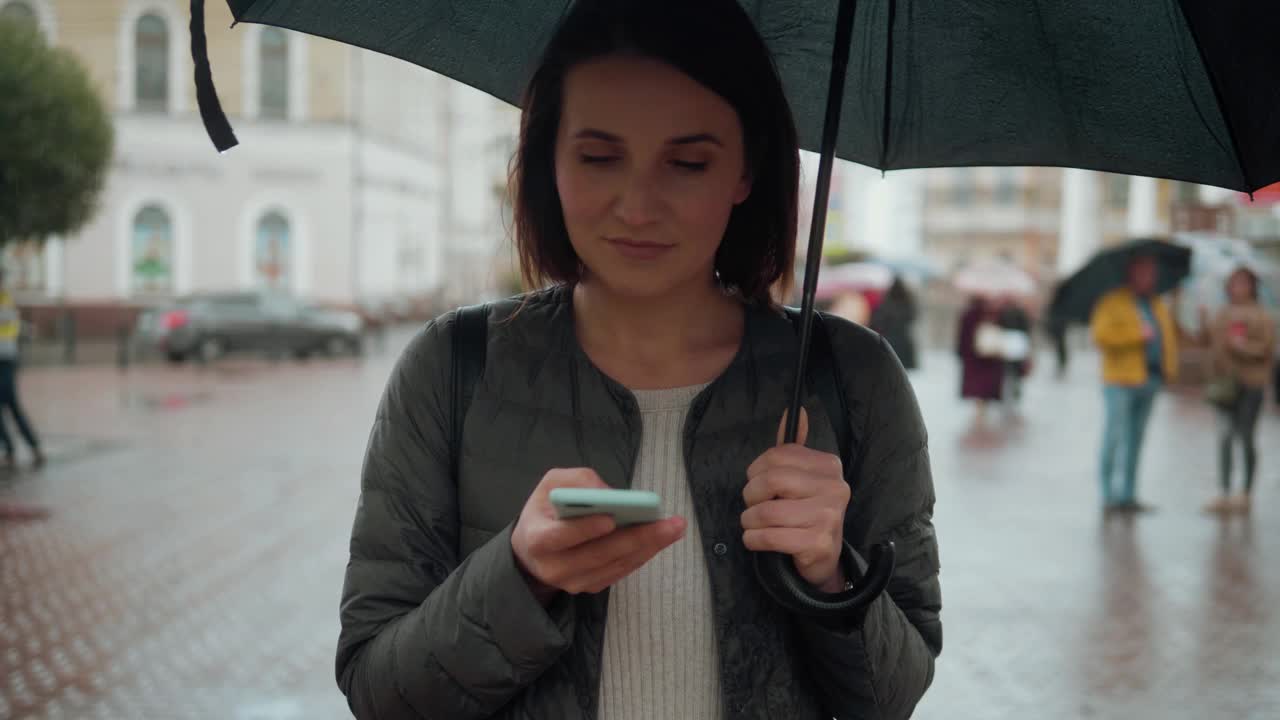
[450, 303, 490, 481]
[785, 308, 855, 477]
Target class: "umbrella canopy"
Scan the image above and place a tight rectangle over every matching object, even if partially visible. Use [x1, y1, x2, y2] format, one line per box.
[814, 262, 894, 300]
[1048, 238, 1192, 325]
[952, 259, 1037, 299]
[203, 0, 1280, 193]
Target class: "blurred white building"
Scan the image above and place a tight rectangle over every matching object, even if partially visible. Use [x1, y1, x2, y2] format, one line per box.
[798, 154, 926, 264]
[2, 0, 519, 317]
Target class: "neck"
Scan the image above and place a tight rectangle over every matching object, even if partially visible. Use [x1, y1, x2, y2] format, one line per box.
[572, 276, 745, 380]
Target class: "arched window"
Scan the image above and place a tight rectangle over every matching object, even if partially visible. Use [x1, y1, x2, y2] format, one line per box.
[132, 205, 174, 294]
[255, 212, 292, 290]
[259, 28, 289, 119]
[135, 13, 169, 112]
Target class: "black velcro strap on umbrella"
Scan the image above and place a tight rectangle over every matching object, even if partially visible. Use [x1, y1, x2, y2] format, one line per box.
[190, 0, 238, 153]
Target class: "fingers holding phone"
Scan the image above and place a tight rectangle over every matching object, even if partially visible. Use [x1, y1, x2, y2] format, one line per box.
[511, 468, 685, 603]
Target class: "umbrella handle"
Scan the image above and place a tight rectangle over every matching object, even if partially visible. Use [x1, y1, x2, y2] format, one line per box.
[753, 542, 896, 618]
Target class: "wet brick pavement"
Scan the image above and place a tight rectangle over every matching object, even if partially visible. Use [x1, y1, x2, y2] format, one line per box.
[1, 336, 1278, 719]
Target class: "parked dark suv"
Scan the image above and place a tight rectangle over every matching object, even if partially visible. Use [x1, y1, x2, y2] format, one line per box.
[134, 291, 364, 364]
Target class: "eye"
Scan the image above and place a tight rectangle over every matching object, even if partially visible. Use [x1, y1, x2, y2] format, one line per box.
[580, 154, 619, 165]
[672, 160, 709, 172]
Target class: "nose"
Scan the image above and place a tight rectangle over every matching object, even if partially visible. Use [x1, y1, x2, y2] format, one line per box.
[612, 168, 664, 227]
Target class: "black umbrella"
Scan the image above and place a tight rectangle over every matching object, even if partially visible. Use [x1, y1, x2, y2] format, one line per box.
[198, 0, 1280, 193]
[1048, 238, 1192, 325]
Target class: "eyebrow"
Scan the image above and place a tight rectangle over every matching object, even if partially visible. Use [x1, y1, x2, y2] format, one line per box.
[573, 129, 724, 148]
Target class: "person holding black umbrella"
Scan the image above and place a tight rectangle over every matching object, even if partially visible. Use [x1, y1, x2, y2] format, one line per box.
[1090, 255, 1180, 513]
[334, 3, 942, 719]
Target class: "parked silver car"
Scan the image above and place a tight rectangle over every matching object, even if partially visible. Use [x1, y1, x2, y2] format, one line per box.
[134, 291, 364, 364]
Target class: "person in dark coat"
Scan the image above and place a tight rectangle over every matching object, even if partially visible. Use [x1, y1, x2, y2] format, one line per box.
[869, 276, 918, 370]
[996, 299, 1033, 405]
[956, 296, 1004, 421]
[1045, 311, 1069, 378]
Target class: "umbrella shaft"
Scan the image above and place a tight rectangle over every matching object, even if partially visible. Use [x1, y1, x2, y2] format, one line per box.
[787, 0, 858, 444]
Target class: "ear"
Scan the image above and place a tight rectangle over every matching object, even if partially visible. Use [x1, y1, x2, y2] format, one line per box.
[732, 171, 753, 205]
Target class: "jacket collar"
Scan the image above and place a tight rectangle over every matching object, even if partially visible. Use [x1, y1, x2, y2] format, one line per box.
[488, 285, 840, 458]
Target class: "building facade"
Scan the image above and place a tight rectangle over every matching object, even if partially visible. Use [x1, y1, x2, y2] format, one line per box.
[809, 152, 1221, 286]
[920, 167, 1207, 279]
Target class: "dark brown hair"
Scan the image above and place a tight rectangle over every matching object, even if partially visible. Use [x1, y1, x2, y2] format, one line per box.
[509, 0, 799, 305]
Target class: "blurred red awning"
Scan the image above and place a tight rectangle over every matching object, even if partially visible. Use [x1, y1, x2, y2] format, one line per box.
[1242, 181, 1280, 204]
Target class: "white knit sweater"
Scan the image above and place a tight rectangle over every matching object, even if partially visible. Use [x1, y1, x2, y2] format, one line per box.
[597, 383, 724, 720]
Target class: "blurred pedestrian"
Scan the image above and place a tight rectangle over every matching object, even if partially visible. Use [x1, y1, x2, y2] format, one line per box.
[956, 296, 1004, 422]
[0, 270, 43, 469]
[869, 275, 918, 370]
[996, 298, 1032, 405]
[1202, 267, 1275, 514]
[1045, 311, 1069, 378]
[335, 2, 942, 718]
[1090, 255, 1178, 513]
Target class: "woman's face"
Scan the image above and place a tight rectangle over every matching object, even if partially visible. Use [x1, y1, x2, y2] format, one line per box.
[1227, 270, 1255, 304]
[555, 55, 751, 300]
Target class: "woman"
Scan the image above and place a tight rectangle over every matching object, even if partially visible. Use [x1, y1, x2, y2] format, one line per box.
[956, 296, 1004, 421]
[869, 276, 919, 370]
[1204, 267, 1275, 514]
[996, 298, 1032, 406]
[335, 2, 942, 718]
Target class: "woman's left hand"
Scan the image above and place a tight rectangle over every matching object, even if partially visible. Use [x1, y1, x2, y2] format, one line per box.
[741, 408, 850, 593]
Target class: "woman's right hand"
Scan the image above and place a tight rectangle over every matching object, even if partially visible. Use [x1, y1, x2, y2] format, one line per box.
[511, 468, 687, 605]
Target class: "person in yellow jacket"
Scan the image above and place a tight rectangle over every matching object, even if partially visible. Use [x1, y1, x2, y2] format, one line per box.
[1090, 255, 1178, 513]
[0, 270, 44, 468]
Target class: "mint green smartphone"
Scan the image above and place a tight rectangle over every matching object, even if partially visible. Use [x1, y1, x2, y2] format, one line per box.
[549, 488, 663, 527]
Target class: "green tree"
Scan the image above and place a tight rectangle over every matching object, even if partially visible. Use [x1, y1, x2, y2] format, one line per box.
[0, 18, 113, 247]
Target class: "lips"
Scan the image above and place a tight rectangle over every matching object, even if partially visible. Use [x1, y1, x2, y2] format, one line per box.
[607, 237, 676, 260]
